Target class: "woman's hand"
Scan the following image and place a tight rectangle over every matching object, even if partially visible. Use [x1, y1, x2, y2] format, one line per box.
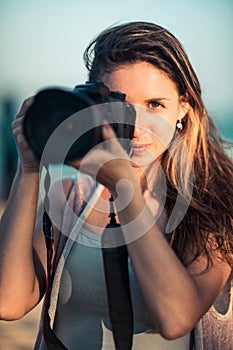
[12, 97, 40, 173]
[67, 124, 138, 196]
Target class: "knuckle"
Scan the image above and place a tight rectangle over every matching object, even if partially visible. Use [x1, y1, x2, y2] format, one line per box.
[23, 97, 33, 107]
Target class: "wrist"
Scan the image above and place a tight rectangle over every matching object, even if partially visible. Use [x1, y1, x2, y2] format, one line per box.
[111, 177, 141, 208]
[17, 162, 40, 175]
[22, 166, 40, 174]
[16, 164, 40, 180]
[112, 179, 156, 244]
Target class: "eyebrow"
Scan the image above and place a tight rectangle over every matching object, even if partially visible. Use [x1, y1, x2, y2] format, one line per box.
[145, 97, 172, 102]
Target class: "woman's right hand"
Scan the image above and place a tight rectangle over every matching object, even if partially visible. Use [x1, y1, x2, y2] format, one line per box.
[12, 97, 40, 173]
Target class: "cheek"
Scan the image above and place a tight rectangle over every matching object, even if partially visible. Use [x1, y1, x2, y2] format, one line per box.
[143, 114, 176, 149]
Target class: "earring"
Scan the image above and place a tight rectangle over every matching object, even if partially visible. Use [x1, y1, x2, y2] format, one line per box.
[176, 118, 183, 131]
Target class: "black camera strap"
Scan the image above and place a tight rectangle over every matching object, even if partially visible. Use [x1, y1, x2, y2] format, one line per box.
[101, 196, 134, 350]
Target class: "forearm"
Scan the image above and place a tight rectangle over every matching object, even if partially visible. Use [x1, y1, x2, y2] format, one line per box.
[0, 166, 42, 319]
[114, 181, 211, 338]
[127, 227, 200, 337]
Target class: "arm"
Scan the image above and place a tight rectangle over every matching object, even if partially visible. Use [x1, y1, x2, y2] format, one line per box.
[70, 123, 231, 340]
[0, 98, 47, 320]
[115, 180, 231, 339]
[0, 167, 47, 320]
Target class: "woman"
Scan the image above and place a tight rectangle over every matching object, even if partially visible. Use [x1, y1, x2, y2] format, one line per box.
[0, 21, 232, 349]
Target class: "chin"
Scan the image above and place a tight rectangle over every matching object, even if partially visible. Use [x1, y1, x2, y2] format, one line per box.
[130, 145, 166, 168]
[131, 153, 158, 169]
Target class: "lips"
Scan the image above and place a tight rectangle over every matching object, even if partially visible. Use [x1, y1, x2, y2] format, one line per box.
[132, 142, 151, 153]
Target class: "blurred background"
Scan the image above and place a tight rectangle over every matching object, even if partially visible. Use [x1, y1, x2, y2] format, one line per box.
[0, 0, 232, 348]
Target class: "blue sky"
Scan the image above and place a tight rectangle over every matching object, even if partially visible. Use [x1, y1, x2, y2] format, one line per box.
[0, 0, 233, 120]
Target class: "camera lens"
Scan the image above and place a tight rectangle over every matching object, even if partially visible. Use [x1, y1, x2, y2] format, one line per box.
[23, 83, 135, 163]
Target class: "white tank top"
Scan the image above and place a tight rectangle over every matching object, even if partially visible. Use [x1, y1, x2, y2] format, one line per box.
[53, 227, 190, 349]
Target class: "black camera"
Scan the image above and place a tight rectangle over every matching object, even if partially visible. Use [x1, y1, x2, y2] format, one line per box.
[23, 82, 136, 164]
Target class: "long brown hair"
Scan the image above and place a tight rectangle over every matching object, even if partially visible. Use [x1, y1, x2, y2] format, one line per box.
[84, 21, 233, 268]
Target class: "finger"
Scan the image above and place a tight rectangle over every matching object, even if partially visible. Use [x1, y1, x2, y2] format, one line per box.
[11, 118, 31, 150]
[12, 115, 23, 129]
[12, 116, 24, 140]
[15, 96, 34, 119]
[102, 123, 117, 140]
[13, 128, 27, 148]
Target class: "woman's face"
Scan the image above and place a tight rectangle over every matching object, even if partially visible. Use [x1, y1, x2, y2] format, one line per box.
[102, 61, 188, 169]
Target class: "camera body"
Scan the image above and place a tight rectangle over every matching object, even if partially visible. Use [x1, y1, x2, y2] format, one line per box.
[23, 82, 136, 163]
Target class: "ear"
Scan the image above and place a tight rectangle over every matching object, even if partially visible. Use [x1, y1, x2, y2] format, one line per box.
[178, 97, 191, 120]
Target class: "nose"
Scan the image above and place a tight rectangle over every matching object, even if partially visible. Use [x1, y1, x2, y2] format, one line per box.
[132, 106, 146, 139]
[132, 125, 141, 139]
